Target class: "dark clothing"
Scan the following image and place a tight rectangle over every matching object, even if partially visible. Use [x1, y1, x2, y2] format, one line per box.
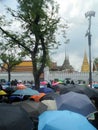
[71, 80, 75, 85]
[0, 84, 2, 90]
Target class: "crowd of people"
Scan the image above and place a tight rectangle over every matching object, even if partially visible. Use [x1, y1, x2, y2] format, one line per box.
[0, 78, 98, 129]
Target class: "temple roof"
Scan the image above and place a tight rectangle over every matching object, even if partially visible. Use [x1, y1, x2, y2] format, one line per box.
[15, 61, 32, 67]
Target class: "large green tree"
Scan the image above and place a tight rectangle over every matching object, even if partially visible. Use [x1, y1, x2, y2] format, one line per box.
[0, 0, 68, 89]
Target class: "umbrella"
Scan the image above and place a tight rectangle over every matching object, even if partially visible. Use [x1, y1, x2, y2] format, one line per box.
[38, 110, 97, 130]
[52, 83, 65, 92]
[12, 87, 39, 96]
[17, 84, 27, 89]
[52, 81, 59, 86]
[60, 84, 98, 99]
[13, 100, 47, 119]
[41, 100, 57, 110]
[40, 81, 48, 85]
[38, 87, 54, 94]
[0, 90, 7, 95]
[4, 87, 15, 95]
[40, 92, 59, 101]
[92, 83, 98, 89]
[56, 91, 97, 116]
[9, 95, 25, 102]
[0, 103, 34, 130]
[30, 93, 46, 102]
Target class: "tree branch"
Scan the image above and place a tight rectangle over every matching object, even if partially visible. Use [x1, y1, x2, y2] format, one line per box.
[0, 26, 32, 53]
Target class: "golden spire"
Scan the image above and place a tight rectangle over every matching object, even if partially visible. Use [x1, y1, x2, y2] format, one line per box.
[81, 51, 89, 72]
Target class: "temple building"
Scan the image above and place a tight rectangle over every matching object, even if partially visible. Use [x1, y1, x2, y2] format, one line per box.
[1, 60, 33, 72]
[81, 51, 89, 72]
[13, 61, 33, 72]
[50, 52, 74, 72]
[61, 54, 74, 72]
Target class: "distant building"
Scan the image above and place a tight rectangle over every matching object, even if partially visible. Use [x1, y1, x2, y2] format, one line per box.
[1, 60, 33, 72]
[61, 54, 74, 72]
[50, 53, 74, 72]
[1, 52, 74, 73]
[13, 61, 33, 72]
[81, 51, 89, 72]
[1, 60, 44, 79]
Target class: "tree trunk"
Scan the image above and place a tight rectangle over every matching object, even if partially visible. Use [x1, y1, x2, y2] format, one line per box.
[34, 75, 40, 90]
[8, 69, 11, 83]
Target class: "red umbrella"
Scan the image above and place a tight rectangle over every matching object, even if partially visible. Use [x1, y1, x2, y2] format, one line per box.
[40, 81, 48, 85]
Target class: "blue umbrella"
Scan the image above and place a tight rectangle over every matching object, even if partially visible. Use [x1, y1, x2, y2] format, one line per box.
[38, 110, 97, 130]
[39, 87, 54, 94]
[12, 87, 39, 96]
[56, 91, 96, 116]
[92, 83, 98, 89]
[9, 95, 24, 102]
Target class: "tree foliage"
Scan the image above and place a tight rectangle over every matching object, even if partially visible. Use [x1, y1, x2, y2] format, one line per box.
[0, 0, 68, 89]
[0, 43, 23, 82]
[93, 58, 98, 71]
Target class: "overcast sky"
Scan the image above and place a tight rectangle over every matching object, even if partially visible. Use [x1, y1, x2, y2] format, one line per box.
[0, 0, 98, 71]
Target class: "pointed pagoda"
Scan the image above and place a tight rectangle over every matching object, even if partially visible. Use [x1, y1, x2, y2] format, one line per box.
[81, 51, 89, 72]
[62, 51, 74, 72]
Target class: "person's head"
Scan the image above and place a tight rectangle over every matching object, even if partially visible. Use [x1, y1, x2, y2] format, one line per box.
[18, 80, 22, 84]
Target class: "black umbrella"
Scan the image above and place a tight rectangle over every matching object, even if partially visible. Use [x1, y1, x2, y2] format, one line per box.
[40, 92, 60, 101]
[13, 100, 47, 129]
[13, 100, 47, 119]
[51, 84, 65, 92]
[0, 103, 34, 130]
[60, 84, 98, 99]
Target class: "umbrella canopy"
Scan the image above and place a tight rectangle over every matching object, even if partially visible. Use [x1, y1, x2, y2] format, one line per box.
[40, 81, 48, 85]
[38, 87, 54, 94]
[17, 84, 27, 89]
[0, 103, 34, 130]
[92, 83, 98, 89]
[9, 95, 25, 102]
[60, 84, 98, 99]
[12, 87, 39, 96]
[30, 93, 46, 102]
[52, 84, 65, 92]
[13, 100, 47, 119]
[56, 92, 97, 116]
[38, 110, 97, 130]
[41, 100, 57, 110]
[0, 90, 7, 95]
[4, 87, 15, 95]
[52, 81, 59, 86]
[40, 92, 59, 101]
